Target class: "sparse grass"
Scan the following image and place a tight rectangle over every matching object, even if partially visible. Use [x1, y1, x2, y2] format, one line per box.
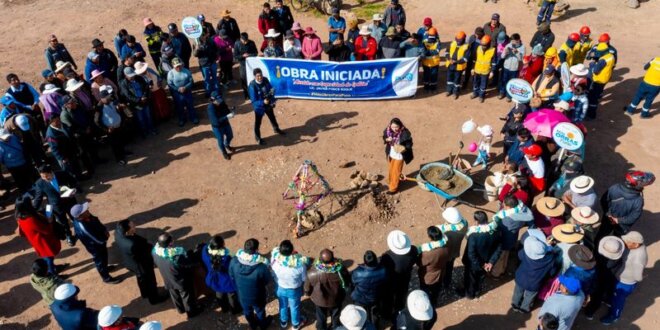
[351, 2, 388, 22]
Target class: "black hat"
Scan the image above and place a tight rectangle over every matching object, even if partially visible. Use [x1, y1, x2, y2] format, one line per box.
[91, 38, 104, 48]
[168, 23, 178, 32]
[38, 164, 53, 173]
[568, 245, 596, 270]
[127, 35, 136, 43]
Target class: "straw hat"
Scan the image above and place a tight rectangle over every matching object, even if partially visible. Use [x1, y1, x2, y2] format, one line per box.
[387, 230, 411, 255]
[134, 61, 149, 75]
[570, 176, 594, 194]
[407, 290, 433, 321]
[536, 197, 566, 217]
[98, 305, 122, 327]
[598, 236, 625, 260]
[221, 9, 231, 17]
[372, 13, 383, 21]
[339, 305, 367, 330]
[568, 245, 596, 270]
[265, 28, 281, 38]
[65, 78, 85, 92]
[359, 25, 371, 36]
[54, 61, 71, 73]
[551, 224, 584, 244]
[571, 206, 599, 225]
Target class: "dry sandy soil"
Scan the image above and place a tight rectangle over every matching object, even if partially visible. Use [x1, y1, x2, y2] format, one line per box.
[0, 0, 659, 329]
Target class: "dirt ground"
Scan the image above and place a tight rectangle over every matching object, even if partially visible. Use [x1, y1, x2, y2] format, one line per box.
[1, 0, 659, 329]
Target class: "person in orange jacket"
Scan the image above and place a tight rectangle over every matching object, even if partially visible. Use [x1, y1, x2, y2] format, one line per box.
[354, 25, 377, 61]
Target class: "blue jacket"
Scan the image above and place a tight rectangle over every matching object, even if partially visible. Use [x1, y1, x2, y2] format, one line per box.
[564, 266, 596, 295]
[0, 134, 27, 168]
[50, 297, 98, 330]
[507, 138, 533, 166]
[350, 264, 388, 305]
[228, 257, 271, 306]
[514, 242, 558, 291]
[601, 183, 644, 233]
[248, 78, 275, 116]
[84, 58, 102, 82]
[72, 216, 108, 253]
[201, 245, 237, 293]
[46, 125, 77, 163]
[120, 43, 146, 61]
[207, 102, 231, 128]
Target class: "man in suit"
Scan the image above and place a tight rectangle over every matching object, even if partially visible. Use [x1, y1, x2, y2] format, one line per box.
[45, 114, 87, 180]
[70, 202, 121, 284]
[115, 220, 166, 304]
[32, 164, 79, 246]
[152, 233, 200, 319]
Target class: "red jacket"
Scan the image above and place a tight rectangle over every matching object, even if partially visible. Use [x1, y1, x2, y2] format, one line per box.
[257, 13, 277, 36]
[101, 320, 138, 330]
[520, 56, 544, 84]
[18, 215, 61, 258]
[498, 183, 531, 207]
[354, 36, 377, 61]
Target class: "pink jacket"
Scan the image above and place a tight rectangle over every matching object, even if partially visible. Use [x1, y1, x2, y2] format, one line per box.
[302, 35, 323, 60]
[213, 36, 234, 62]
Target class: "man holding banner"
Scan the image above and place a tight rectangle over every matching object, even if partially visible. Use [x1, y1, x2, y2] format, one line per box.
[248, 68, 284, 145]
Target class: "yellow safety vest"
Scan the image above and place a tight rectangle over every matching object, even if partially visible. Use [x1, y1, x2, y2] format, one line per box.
[446, 41, 469, 71]
[474, 47, 496, 75]
[559, 43, 575, 66]
[643, 57, 660, 86]
[422, 41, 441, 67]
[593, 53, 615, 84]
[572, 39, 593, 64]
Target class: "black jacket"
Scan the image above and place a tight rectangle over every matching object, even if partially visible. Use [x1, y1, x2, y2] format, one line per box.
[383, 128, 414, 164]
[217, 18, 241, 44]
[601, 183, 644, 233]
[273, 5, 295, 32]
[32, 171, 78, 215]
[461, 231, 502, 270]
[381, 249, 418, 290]
[194, 39, 218, 67]
[152, 247, 195, 291]
[325, 44, 352, 62]
[395, 308, 437, 330]
[530, 31, 555, 53]
[119, 76, 151, 109]
[115, 230, 154, 276]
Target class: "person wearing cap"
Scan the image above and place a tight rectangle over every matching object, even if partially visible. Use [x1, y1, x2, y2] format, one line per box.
[167, 23, 193, 69]
[444, 31, 470, 99]
[511, 232, 559, 313]
[142, 18, 165, 71]
[45, 34, 77, 72]
[534, 197, 566, 237]
[234, 33, 259, 99]
[368, 14, 387, 44]
[470, 35, 496, 102]
[421, 28, 441, 92]
[301, 27, 323, 60]
[284, 30, 303, 59]
[120, 35, 146, 62]
[195, 29, 221, 96]
[351, 250, 387, 327]
[415, 17, 434, 43]
[337, 304, 375, 330]
[95, 86, 129, 165]
[586, 42, 616, 119]
[437, 207, 468, 290]
[71, 202, 122, 284]
[217, 9, 242, 45]
[394, 290, 436, 329]
[459, 211, 502, 299]
[383, 0, 406, 28]
[0, 128, 36, 192]
[39, 69, 64, 93]
[98, 305, 140, 330]
[30, 259, 65, 305]
[493, 31, 509, 88]
[483, 13, 506, 47]
[354, 26, 378, 61]
[273, 0, 295, 34]
[6, 113, 46, 167]
[584, 235, 625, 320]
[538, 274, 585, 330]
[380, 230, 418, 318]
[473, 124, 493, 168]
[416, 226, 449, 306]
[229, 238, 273, 328]
[17, 195, 65, 278]
[139, 321, 162, 330]
[326, 34, 352, 62]
[491, 195, 534, 278]
[532, 65, 560, 108]
[167, 57, 198, 126]
[600, 231, 647, 325]
[263, 30, 285, 58]
[207, 91, 235, 160]
[599, 171, 654, 238]
[114, 29, 128, 55]
[562, 175, 596, 209]
[530, 22, 555, 54]
[197, 13, 216, 37]
[120, 66, 157, 136]
[214, 29, 236, 86]
[50, 283, 99, 330]
[258, 2, 279, 52]
[305, 248, 350, 329]
[32, 164, 78, 246]
[5, 73, 41, 115]
[200, 235, 241, 314]
[522, 143, 547, 193]
[499, 33, 525, 101]
[378, 27, 400, 59]
[160, 33, 178, 74]
[270, 240, 309, 329]
[625, 57, 660, 118]
[115, 220, 166, 305]
[328, 7, 346, 43]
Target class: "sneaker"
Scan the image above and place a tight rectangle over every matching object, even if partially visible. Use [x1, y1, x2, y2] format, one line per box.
[585, 312, 594, 321]
[279, 320, 288, 329]
[222, 153, 230, 160]
[275, 128, 286, 135]
[225, 145, 235, 153]
[498, 94, 506, 100]
[103, 276, 123, 284]
[256, 138, 266, 146]
[470, 94, 478, 99]
[641, 111, 651, 118]
[600, 315, 618, 325]
[479, 97, 485, 103]
[454, 93, 459, 100]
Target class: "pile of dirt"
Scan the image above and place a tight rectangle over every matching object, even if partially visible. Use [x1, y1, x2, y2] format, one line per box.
[352, 190, 398, 224]
[420, 165, 471, 196]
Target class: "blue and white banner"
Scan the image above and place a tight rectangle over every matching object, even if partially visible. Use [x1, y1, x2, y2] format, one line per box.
[246, 57, 419, 100]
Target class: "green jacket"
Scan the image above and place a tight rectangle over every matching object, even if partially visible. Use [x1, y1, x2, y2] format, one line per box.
[30, 274, 63, 305]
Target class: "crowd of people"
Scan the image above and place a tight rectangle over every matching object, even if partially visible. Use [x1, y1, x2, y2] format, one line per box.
[3, 0, 658, 329]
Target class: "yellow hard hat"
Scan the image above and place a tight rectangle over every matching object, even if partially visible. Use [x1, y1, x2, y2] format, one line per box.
[545, 47, 557, 58]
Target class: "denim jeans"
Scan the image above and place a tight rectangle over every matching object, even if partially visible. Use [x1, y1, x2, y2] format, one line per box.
[89, 245, 110, 280]
[211, 124, 234, 154]
[171, 90, 198, 123]
[241, 301, 268, 329]
[277, 286, 303, 327]
[135, 106, 154, 135]
[43, 256, 57, 275]
[447, 69, 463, 94]
[499, 69, 519, 96]
[474, 149, 489, 166]
[511, 283, 538, 312]
[423, 66, 439, 89]
[628, 81, 660, 112]
[201, 63, 220, 95]
[473, 74, 489, 98]
[607, 282, 636, 319]
[537, 1, 556, 24]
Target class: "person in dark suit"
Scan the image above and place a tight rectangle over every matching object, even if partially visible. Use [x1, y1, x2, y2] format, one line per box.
[45, 114, 87, 180]
[152, 233, 200, 319]
[70, 202, 121, 284]
[32, 164, 79, 246]
[115, 220, 166, 304]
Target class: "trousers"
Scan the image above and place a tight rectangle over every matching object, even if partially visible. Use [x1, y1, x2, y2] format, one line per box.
[628, 81, 659, 112]
[511, 283, 538, 312]
[314, 305, 340, 330]
[211, 124, 234, 154]
[587, 81, 606, 119]
[169, 287, 196, 314]
[463, 265, 486, 298]
[473, 74, 489, 98]
[387, 157, 404, 192]
[447, 69, 464, 94]
[537, 1, 556, 24]
[254, 106, 280, 140]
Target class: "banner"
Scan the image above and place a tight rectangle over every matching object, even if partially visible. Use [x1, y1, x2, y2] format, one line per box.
[246, 57, 418, 100]
[505, 78, 534, 104]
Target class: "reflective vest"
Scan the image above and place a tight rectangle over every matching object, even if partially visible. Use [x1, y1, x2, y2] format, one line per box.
[446, 41, 469, 71]
[593, 53, 615, 84]
[422, 41, 440, 67]
[572, 39, 593, 64]
[474, 47, 496, 75]
[643, 57, 660, 86]
[559, 43, 575, 66]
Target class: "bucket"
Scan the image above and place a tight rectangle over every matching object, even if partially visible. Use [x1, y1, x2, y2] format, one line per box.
[484, 176, 499, 202]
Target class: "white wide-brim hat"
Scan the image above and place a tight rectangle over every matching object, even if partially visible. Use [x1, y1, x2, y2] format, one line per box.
[387, 230, 411, 255]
